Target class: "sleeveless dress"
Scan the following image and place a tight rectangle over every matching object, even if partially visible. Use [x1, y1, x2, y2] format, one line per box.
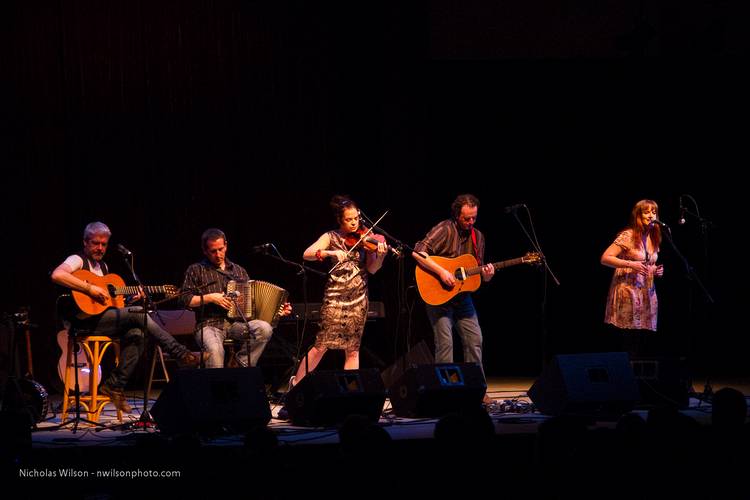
[315, 231, 369, 350]
[604, 229, 659, 331]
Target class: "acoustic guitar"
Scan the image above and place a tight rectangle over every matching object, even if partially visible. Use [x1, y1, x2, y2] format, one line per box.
[70, 269, 178, 317]
[56, 329, 100, 393]
[415, 252, 542, 305]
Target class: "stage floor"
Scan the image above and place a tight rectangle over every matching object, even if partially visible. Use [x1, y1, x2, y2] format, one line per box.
[7, 376, 748, 498]
[27, 376, 748, 447]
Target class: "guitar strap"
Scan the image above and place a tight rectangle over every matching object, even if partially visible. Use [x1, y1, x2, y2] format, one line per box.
[470, 227, 480, 264]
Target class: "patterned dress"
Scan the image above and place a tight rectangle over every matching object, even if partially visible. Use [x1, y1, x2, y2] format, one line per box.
[604, 229, 659, 331]
[315, 231, 369, 350]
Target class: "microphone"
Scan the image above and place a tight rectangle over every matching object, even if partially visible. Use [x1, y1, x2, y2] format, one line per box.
[251, 243, 272, 253]
[503, 203, 525, 214]
[225, 290, 241, 298]
[650, 219, 669, 228]
[116, 243, 133, 256]
[678, 196, 686, 225]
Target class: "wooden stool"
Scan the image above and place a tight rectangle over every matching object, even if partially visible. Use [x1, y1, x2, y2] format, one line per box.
[146, 309, 195, 401]
[146, 345, 170, 399]
[224, 338, 246, 368]
[61, 332, 122, 423]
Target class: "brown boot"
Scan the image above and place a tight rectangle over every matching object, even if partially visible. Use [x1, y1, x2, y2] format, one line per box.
[178, 351, 211, 368]
[100, 384, 133, 413]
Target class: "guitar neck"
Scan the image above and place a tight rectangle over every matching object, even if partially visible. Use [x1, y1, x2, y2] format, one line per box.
[465, 257, 527, 276]
[114, 285, 169, 296]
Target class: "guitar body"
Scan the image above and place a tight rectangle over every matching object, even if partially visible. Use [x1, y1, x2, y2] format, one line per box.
[415, 254, 482, 306]
[68, 269, 178, 318]
[415, 252, 542, 305]
[57, 329, 100, 393]
[70, 269, 126, 316]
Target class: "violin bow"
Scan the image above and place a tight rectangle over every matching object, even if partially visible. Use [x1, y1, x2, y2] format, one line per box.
[328, 209, 389, 275]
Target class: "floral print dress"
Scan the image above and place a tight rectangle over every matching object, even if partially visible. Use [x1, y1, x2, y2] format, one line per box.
[604, 229, 659, 331]
[315, 231, 369, 350]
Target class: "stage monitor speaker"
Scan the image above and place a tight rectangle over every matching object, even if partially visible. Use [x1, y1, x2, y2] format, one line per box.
[387, 363, 486, 418]
[285, 368, 386, 427]
[528, 352, 640, 418]
[151, 368, 270, 435]
[630, 357, 690, 409]
[380, 340, 435, 390]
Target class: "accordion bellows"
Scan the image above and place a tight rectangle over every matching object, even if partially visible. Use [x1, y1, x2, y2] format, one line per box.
[226, 280, 289, 327]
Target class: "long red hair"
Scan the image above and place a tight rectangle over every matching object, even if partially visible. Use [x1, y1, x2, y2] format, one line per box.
[628, 199, 661, 249]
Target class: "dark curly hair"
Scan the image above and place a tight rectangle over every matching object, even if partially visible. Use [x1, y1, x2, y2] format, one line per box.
[451, 194, 479, 219]
[330, 195, 358, 224]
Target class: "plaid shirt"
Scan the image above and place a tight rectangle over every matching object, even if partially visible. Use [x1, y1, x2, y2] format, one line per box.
[414, 218, 485, 265]
[181, 258, 249, 328]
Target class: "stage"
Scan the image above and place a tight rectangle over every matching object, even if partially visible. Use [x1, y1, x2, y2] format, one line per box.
[6, 377, 747, 498]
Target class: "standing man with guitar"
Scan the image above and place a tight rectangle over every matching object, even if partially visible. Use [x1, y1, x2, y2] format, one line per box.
[412, 194, 495, 405]
[51, 221, 204, 413]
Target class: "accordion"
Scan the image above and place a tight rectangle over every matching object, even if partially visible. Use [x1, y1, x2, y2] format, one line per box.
[226, 280, 289, 327]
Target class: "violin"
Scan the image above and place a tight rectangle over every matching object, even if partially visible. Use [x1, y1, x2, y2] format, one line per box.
[344, 226, 401, 257]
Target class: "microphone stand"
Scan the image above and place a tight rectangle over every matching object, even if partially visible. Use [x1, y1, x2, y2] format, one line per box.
[358, 210, 416, 381]
[506, 205, 559, 370]
[659, 222, 715, 402]
[359, 210, 413, 257]
[118, 250, 158, 429]
[258, 245, 325, 391]
[507, 205, 559, 286]
[226, 292, 256, 368]
[157, 280, 216, 371]
[680, 193, 714, 262]
[658, 223, 714, 302]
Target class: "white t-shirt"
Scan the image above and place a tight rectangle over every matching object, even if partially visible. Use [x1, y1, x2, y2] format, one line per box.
[63, 255, 105, 276]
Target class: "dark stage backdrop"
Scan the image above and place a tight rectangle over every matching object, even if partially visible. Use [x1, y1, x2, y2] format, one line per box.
[2, 1, 747, 393]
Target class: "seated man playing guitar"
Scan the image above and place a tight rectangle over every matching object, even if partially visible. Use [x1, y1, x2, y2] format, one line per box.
[412, 194, 495, 405]
[51, 221, 206, 413]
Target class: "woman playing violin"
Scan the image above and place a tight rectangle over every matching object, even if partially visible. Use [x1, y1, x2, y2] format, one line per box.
[291, 195, 387, 388]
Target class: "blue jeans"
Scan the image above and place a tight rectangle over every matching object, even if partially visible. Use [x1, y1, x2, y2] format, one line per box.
[85, 307, 190, 389]
[195, 320, 273, 368]
[425, 294, 485, 377]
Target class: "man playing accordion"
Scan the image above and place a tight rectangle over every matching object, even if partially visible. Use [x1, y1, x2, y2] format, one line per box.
[181, 228, 291, 368]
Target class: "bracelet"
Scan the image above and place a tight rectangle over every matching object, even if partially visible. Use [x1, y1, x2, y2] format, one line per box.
[315, 249, 325, 261]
